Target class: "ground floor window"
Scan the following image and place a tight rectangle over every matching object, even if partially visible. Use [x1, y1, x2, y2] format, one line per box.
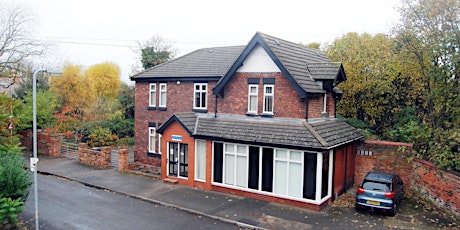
[195, 140, 206, 181]
[168, 142, 188, 178]
[213, 142, 329, 202]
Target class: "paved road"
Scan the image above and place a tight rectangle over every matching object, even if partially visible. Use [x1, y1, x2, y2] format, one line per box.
[20, 174, 239, 230]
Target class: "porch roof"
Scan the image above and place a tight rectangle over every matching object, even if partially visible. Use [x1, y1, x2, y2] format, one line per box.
[158, 112, 363, 150]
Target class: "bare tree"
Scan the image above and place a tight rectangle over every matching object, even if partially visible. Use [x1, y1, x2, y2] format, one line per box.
[131, 35, 177, 74]
[0, 2, 47, 87]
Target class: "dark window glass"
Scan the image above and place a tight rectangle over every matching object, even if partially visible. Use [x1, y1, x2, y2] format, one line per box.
[213, 142, 223, 183]
[262, 148, 273, 192]
[248, 146, 260, 189]
[303, 153, 317, 199]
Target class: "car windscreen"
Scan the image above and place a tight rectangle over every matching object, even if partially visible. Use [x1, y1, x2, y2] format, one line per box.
[362, 180, 391, 192]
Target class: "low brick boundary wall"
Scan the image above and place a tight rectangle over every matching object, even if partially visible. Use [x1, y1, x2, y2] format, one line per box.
[78, 143, 111, 168]
[20, 130, 62, 157]
[412, 158, 460, 217]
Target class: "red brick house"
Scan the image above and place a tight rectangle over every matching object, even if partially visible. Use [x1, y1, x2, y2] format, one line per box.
[131, 32, 363, 210]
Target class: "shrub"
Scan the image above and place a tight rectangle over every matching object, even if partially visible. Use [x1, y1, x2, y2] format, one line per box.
[0, 151, 31, 201]
[0, 196, 25, 226]
[87, 126, 119, 147]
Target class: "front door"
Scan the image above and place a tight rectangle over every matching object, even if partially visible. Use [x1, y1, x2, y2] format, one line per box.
[168, 142, 188, 178]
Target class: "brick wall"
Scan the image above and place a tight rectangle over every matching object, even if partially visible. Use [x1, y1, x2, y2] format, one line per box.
[412, 159, 460, 217]
[355, 140, 413, 192]
[20, 130, 62, 157]
[134, 81, 217, 166]
[355, 140, 460, 218]
[217, 72, 307, 118]
[160, 120, 196, 187]
[212, 185, 328, 212]
[78, 143, 111, 168]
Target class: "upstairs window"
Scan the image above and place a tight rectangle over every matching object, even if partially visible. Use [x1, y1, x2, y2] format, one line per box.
[263, 85, 274, 114]
[149, 84, 156, 107]
[194, 83, 207, 109]
[159, 83, 167, 107]
[248, 85, 258, 114]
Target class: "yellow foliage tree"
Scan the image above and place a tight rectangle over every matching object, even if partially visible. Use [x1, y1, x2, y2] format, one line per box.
[84, 62, 122, 121]
[84, 62, 121, 101]
[50, 64, 93, 115]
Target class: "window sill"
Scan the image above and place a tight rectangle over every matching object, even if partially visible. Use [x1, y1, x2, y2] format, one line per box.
[246, 112, 258, 117]
[192, 108, 208, 113]
[148, 106, 156, 110]
[261, 113, 274, 118]
[147, 152, 161, 158]
[158, 107, 167, 111]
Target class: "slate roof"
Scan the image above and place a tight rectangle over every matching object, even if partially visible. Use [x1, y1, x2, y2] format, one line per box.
[213, 32, 347, 97]
[258, 32, 331, 93]
[158, 112, 364, 150]
[131, 46, 245, 80]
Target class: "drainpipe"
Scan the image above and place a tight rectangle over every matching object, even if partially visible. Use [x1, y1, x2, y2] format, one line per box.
[305, 95, 309, 121]
[214, 95, 218, 118]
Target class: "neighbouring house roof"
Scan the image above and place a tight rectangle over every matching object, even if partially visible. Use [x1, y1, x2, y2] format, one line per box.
[213, 32, 347, 98]
[130, 45, 245, 81]
[158, 112, 364, 151]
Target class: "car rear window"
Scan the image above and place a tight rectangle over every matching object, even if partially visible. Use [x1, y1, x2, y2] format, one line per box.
[362, 180, 391, 192]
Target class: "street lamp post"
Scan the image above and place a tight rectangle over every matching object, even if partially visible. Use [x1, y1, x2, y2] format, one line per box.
[32, 69, 62, 230]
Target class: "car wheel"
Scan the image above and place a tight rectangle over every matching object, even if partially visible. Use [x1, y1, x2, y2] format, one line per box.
[355, 204, 363, 212]
[389, 203, 397, 216]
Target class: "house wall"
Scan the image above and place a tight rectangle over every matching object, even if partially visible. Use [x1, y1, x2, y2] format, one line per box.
[333, 142, 356, 199]
[160, 120, 196, 187]
[217, 72, 307, 119]
[134, 81, 217, 165]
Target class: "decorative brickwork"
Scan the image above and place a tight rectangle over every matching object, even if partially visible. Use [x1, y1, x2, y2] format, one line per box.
[78, 143, 111, 168]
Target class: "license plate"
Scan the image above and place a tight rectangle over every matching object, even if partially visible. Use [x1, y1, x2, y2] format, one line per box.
[367, 200, 380, 205]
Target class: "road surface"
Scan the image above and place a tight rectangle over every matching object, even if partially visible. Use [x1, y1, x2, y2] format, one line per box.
[20, 174, 239, 230]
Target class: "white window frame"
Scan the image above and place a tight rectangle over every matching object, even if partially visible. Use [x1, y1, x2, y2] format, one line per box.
[263, 85, 274, 114]
[223, 143, 248, 188]
[159, 83, 167, 107]
[212, 141, 331, 204]
[247, 84, 258, 114]
[195, 139, 207, 182]
[148, 127, 156, 153]
[149, 83, 156, 107]
[193, 83, 208, 109]
[273, 149, 304, 198]
[322, 94, 327, 114]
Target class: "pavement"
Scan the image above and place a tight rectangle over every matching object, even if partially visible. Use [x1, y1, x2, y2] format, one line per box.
[25, 152, 460, 230]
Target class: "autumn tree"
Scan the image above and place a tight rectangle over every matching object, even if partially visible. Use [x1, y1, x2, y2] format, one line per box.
[49, 64, 92, 114]
[84, 62, 122, 121]
[326, 33, 411, 136]
[394, 0, 460, 170]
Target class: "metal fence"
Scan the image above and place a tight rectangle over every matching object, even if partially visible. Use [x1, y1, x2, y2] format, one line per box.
[60, 142, 79, 159]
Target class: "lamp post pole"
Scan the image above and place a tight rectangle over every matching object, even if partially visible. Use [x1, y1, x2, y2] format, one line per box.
[32, 69, 62, 230]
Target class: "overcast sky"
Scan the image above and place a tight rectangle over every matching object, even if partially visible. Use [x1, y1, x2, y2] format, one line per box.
[23, 0, 401, 83]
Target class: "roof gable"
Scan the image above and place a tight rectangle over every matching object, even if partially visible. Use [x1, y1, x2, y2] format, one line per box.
[213, 32, 309, 98]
